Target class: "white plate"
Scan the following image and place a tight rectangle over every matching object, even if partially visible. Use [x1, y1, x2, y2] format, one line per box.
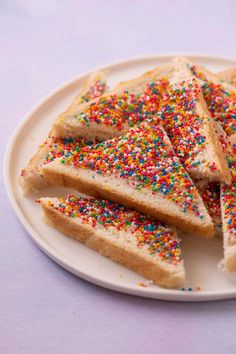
[4, 54, 236, 302]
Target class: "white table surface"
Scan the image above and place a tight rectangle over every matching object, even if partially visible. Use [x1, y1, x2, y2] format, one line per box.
[1, 1, 236, 353]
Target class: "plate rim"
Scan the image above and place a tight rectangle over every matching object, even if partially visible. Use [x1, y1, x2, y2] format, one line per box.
[4, 53, 236, 302]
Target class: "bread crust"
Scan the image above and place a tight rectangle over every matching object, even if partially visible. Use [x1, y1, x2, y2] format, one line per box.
[41, 200, 185, 288]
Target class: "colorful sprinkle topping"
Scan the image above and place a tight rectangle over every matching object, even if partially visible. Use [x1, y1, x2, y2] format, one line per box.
[198, 126, 233, 230]
[200, 183, 221, 228]
[192, 66, 236, 135]
[159, 78, 216, 173]
[61, 123, 204, 217]
[41, 135, 96, 165]
[222, 144, 236, 241]
[43, 195, 182, 262]
[74, 80, 169, 130]
[80, 79, 107, 103]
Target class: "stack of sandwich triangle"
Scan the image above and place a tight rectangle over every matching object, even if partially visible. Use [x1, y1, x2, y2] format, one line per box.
[20, 57, 236, 289]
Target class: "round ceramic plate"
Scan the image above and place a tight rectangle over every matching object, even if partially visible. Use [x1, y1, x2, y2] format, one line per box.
[4, 54, 236, 301]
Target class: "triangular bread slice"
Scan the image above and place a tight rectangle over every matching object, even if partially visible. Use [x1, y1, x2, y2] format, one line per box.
[158, 58, 231, 185]
[221, 135, 236, 271]
[52, 65, 175, 139]
[20, 72, 107, 193]
[43, 122, 214, 237]
[39, 195, 185, 288]
[194, 121, 234, 235]
[217, 68, 236, 87]
[190, 63, 236, 136]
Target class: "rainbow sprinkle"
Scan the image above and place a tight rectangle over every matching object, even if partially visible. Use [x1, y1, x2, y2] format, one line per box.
[221, 144, 236, 241]
[192, 66, 236, 136]
[42, 195, 182, 262]
[80, 79, 107, 103]
[74, 80, 168, 131]
[41, 135, 96, 165]
[61, 122, 204, 217]
[196, 125, 233, 230]
[200, 183, 221, 228]
[159, 78, 216, 173]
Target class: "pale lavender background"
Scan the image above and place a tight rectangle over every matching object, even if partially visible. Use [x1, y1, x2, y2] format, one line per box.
[1, 1, 236, 353]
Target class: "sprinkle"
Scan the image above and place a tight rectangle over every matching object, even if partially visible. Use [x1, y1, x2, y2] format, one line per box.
[200, 183, 221, 227]
[42, 195, 183, 263]
[192, 66, 236, 135]
[61, 123, 204, 217]
[221, 144, 236, 241]
[74, 80, 169, 130]
[38, 135, 98, 165]
[180, 287, 195, 292]
[80, 79, 107, 103]
[158, 78, 216, 173]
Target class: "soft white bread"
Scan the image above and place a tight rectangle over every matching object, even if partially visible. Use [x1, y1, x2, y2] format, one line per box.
[20, 133, 88, 193]
[217, 68, 236, 87]
[20, 72, 107, 193]
[194, 122, 235, 236]
[158, 58, 231, 185]
[43, 122, 214, 237]
[52, 64, 176, 139]
[220, 136, 236, 271]
[189, 61, 236, 136]
[39, 195, 185, 288]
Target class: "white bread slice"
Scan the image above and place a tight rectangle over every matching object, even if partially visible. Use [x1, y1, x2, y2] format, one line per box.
[190, 62, 236, 136]
[20, 134, 91, 193]
[217, 68, 236, 87]
[220, 135, 236, 271]
[195, 122, 234, 236]
[39, 195, 185, 288]
[52, 64, 176, 139]
[158, 58, 231, 185]
[20, 72, 107, 193]
[43, 122, 214, 237]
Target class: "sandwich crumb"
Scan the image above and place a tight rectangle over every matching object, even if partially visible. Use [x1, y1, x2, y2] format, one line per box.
[180, 286, 202, 291]
[137, 280, 154, 288]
